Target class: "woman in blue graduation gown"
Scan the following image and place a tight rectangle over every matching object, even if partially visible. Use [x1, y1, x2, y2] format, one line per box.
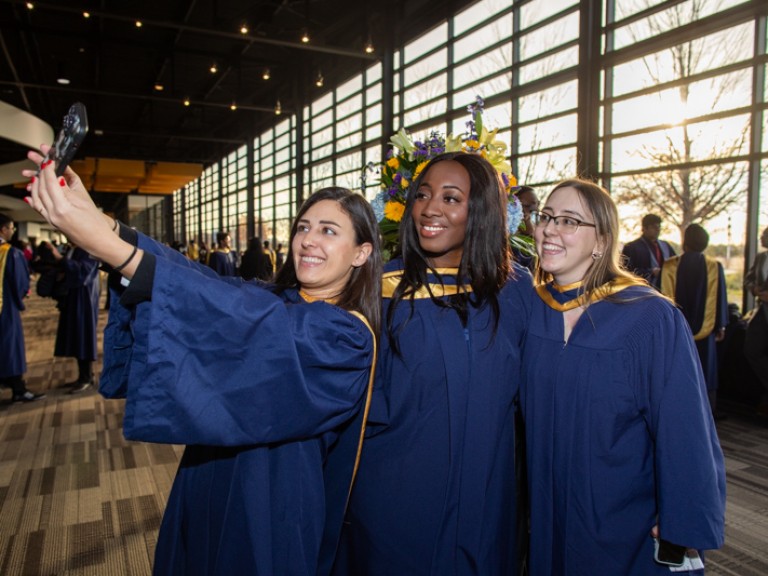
[0, 219, 30, 386]
[26, 155, 382, 576]
[522, 179, 725, 575]
[335, 152, 531, 575]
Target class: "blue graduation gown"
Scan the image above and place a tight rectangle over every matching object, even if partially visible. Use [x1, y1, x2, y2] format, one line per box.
[335, 260, 532, 575]
[100, 232, 374, 576]
[621, 237, 675, 289]
[0, 243, 29, 378]
[661, 253, 728, 390]
[54, 247, 100, 360]
[208, 249, 237, 276]
[521, 285, 726, 575]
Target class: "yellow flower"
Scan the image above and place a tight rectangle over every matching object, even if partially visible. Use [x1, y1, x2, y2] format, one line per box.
[386, 157, 400, 169]
[413, 161, 429, 180]
[463, 139, 480, 150]
[389, 128, 416, 157]
[445, 134, 463, 152]
[384, 200, 405, 222]
[401, 178, 409, 189]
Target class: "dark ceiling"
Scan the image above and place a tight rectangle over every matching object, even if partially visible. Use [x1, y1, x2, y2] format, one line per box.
[0, 0, 470, 174]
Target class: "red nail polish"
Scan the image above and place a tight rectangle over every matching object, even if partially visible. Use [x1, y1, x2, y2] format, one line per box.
[30, 176, 36, 183]
[23, 196, 30, 204]
[59, 177, 66, 187]
[41, 159, 52, 169]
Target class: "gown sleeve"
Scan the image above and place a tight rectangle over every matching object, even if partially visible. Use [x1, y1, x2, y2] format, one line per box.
[101, 232, 374, 447]
[636, 300, 726, 550]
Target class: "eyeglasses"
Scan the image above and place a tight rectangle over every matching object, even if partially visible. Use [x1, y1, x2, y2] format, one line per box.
[530, 211, 596, 235]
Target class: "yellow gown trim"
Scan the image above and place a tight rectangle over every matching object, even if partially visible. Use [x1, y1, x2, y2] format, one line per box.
[535, 276, 645, 311]
[295, 289, 376, 505]
[382, 268, 473, 299]
[299, 289, 339, 305]
[0, 243, 10, 315]
[345, 311, 377, 505]
[660, 255, 719, 341]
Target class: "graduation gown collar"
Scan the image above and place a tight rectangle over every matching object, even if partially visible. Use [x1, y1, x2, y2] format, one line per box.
[382, 267, 473, 299]
[535, 276, 642, 311]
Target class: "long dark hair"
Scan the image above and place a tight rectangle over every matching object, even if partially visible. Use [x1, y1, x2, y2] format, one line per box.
[274, 187, 382, 337]
[388, 151, 510, 335]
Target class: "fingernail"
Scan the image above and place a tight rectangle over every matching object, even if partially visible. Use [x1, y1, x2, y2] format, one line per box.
[59, 177, 66, 187]
[30, 176, 36, 183]
[41, 159, 52, 169]
[23, 196, 31, 204]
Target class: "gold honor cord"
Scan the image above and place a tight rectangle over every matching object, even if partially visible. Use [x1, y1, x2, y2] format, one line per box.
[382, 268, 474, 299]
[345, 311, 377, 506]
[535, 276, 645, 312]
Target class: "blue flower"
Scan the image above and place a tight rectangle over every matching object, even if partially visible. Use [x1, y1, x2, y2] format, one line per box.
[371, 190, 389, 222]
[507, 195, 523, 235]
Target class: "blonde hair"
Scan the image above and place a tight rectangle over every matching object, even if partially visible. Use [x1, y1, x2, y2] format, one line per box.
[535, 178, 650, 302]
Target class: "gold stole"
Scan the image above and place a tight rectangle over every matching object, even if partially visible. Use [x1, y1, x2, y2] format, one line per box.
[0, 243, 10, 314]
[535, 276, 646, 311]
[660, 255, 719, 340]
[382, 268, 473, 299]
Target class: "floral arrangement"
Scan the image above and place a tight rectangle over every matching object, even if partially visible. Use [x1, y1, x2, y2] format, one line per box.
[365, 96, 532, 260]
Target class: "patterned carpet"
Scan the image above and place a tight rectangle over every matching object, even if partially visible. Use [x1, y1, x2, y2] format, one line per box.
[1, 281, 766, 574]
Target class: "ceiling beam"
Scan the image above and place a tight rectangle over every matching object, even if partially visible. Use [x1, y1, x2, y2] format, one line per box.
[9, 0, 378, 60]
[0, 80, 288, 113]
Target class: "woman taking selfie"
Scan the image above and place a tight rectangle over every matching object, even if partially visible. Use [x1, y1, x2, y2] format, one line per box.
[25, 149, 381, 576]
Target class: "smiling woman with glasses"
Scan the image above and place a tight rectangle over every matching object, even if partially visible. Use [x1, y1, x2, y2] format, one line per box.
[520, 178, 725, 575]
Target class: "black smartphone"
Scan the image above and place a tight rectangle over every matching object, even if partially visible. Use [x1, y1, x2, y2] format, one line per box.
[654, 538, 687, 567]
[40, 102, 89, 177]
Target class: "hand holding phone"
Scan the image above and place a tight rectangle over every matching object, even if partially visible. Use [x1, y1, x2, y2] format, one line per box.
[654, 538, 687, 566]
[653, 538, 705, 571]
[39, 102, 88, 177]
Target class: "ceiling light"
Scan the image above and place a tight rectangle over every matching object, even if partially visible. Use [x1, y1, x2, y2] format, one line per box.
[262, 68, 271, 81]
[230, 102, 237, 111]
[183, 97, 190, 107]
[135, 20, 143, 28]
[315, 71, 324, 88]
[154, 84, 164, 91]
[26, 2, 33, 9]
[300, 29, 310, 43]
[364, 39, 375, 54]
[275, 100, 282, 115]
[83, 11, 90, 18]
[210, 62, 218, 74]
[56, 62, 70, 85]
[94, 129, 104, 136]
[240, 24, 249, 35]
